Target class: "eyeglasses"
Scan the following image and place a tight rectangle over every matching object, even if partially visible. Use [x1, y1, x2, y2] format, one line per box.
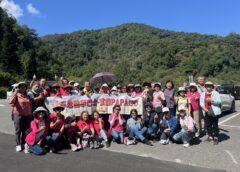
[115, 108, 121, 111]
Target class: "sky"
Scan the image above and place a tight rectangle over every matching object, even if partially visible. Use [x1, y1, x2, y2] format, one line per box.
[1, 0, 240, 37]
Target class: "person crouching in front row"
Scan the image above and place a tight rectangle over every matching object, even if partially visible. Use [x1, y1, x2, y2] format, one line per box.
[159, 107, 179, 145]
[173, 105, 195, 148]
[25, 107, 49, 155]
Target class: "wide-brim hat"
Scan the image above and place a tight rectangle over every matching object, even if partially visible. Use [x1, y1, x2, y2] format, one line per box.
[111, 86, 117, 91]
[134, 84, 141, 88]
[33, 107, 48, 118]
[127, 83, 134, 88]
[63, 85, 74, 90]
[177, 87, 186, 93]
[73, 83, 80, 87]
[117, 84, 122, 89]
[205, 81, 214, 87]
[143, 82, 151, 87]
[101, 83, 109, 89]
[189, 82, 197, 88]
[53, 102, 65, 111]
[154, 82, 161, 88]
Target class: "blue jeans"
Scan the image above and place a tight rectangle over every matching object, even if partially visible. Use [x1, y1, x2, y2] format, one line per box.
[111, 130, 124, 144]
[173, 129, 194, 144]
[28, 144, 45, 155]
[46, 133, 61, 148]
[129, 127, 147, 141]
[147, 123, 158, 137]
[160, 131, 175, 141]
[100, 129, 108, 141]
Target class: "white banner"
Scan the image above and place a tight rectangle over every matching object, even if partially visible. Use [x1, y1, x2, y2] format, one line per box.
[45, 94, 143, 117]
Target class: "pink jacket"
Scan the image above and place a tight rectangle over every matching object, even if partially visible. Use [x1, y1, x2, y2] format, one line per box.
[25, 119, 49, 146]
[9, 93, 32, 116]
[108, 114, 124, 133]
[180, 116, 195, 132]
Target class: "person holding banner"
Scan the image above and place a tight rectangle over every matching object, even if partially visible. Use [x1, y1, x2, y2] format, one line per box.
[108, 105, 125, 144]
[131, 84, 142, 98]
[127, 109, 153, 146]
[83, 82, 93, 95]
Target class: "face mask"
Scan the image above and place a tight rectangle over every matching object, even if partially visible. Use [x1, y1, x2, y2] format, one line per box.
[35, 88, 42, 93]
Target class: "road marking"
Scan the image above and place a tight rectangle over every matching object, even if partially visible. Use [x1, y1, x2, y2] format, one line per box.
[0, 104, 5, 107]
[219, 124, 240, 129]
[175, 159, 182, 163]
[219, 112, 240, 125]
[225, 150, 238, 164]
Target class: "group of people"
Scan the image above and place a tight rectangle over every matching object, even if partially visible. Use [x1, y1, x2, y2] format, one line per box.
[9, 75, 222, 156]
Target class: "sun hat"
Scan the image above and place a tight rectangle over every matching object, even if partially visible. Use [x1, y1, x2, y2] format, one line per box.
[205, 81, 214, 87]
[162, 107, 170, 113]
[53, 102, 65, 111]
[101, 83, 109, 88]
[73, 83, 80, 87]
[154, 82, 161, 88]
[63, 85, 74, 90]
[69, 80, 75, 85]
[33, 107, 48, 118]
[117, 84, 122, 88]
[189, 82, 197, 88]
[111, 86, 117, 91]
[127, 83, 134, 88]
[134, 84, 141, 88]
[177, 87, 186, 93]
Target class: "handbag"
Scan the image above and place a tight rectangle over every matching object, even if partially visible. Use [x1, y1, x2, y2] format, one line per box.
[207, 107, 215, 117]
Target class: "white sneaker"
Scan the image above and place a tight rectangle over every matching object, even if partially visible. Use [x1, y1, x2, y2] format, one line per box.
[159, 140, 167, 145]
[70, 144, 78, 152]
[16, 145, 22, 152]
[183, 143, 190, 148]
[195, 133, 200, 138]
[24, 144, 30, 154]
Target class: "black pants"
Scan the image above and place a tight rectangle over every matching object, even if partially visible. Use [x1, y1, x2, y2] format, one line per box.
[13, 114, 32, 145]
[204, 114, 219, 138]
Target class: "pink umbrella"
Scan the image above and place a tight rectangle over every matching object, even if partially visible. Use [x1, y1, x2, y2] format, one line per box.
[90, 72, 114, 84]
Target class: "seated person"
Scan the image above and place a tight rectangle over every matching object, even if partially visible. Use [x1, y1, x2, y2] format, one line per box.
[159, 107, 179, 145]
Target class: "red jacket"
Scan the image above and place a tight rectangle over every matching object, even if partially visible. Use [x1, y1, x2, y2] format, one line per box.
[25, 119, 49, 146]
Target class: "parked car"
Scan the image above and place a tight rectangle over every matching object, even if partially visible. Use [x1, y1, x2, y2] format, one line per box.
[221, 84, 240, 100]
[216, 86, 235, 113]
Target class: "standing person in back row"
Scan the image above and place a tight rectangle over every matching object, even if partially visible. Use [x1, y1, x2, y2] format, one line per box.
[164, 80, 177, 117]
[9, 82, 32, 152]
[200, 81, 221, 145]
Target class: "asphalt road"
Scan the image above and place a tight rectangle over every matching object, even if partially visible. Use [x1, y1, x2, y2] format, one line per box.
[0, 99, 239, 172]
[0, 133, 225, 172]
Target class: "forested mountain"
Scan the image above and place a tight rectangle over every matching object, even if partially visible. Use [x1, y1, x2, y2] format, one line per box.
[1, 6, 240, 95]
[42, 23, 240, 85]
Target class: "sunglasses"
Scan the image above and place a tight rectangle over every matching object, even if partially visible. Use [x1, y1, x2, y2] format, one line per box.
[146, 106, 152, 108]
[115, 108, 121, 111]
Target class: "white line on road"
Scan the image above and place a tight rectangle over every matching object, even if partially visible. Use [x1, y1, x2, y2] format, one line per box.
[219, 124, 240, 129]
[175, 159, 182, 163]
[0, 104, 5, 107]
[219, 112, 240, 125]
[225, 150, 238, 164]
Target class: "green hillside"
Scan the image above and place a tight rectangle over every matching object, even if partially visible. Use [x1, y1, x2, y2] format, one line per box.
[42, 23, 240, 85]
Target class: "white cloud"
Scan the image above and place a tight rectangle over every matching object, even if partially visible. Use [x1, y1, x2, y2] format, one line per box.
[26, 3, 39, 15]
[0, 0, 23, 19]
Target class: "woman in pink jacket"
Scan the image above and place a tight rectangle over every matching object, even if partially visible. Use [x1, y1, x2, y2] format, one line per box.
[9, 82, 32, 152]
[25, 107, 49, 155]
[173, 105, 195, 148]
